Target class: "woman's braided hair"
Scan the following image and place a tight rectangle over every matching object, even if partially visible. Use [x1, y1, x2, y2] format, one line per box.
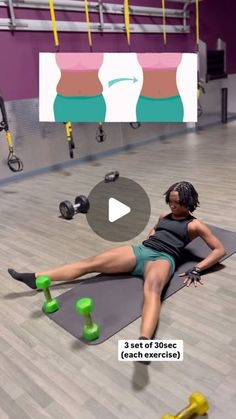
[164, 181, 200, 212]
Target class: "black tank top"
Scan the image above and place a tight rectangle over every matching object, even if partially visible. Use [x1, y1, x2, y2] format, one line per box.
[142, 213, 195, 261]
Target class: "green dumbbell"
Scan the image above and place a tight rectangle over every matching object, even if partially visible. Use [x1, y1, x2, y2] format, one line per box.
[36, 275, 60, 313]
[161, 391, 209, 419]
[76, 298, 100, 341]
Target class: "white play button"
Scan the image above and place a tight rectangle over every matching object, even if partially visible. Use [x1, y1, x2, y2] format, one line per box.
[86, 177, 151, 242]
[108, 197, 131, 223]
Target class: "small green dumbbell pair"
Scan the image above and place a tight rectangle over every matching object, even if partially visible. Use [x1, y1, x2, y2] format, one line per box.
[76, 298, 100, 341]
[36, 275, 60, 313]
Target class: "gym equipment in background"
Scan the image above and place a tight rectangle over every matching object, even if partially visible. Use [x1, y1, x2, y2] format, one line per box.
[124, 0, 130, 46]
[129, 122, 141, 129]
[36, 275, 60, 313]
[197, 77, 205, 118]
[59, 195, 90, 219]
[64, 122, 75, 158]
[49, 0, 59, 51]
[195, 0, 199, 45]
[0, 95, 23, 173]
[76, 298, 100, 341]
[162, 0, 167, 45]
[47, 224, 236, 344]
[104, 170, 119, 183]
[161, 391, 209, 418]
[84, 0, 92, 50]
[49, 0, 76, 159]
[95, 122, 107, 142]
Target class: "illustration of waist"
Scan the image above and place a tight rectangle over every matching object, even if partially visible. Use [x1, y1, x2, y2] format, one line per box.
[141, 69, 179, 98]
[57, 71, 103, 96]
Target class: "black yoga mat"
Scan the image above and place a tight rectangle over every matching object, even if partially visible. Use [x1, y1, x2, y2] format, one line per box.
[48, 225, 236, 344]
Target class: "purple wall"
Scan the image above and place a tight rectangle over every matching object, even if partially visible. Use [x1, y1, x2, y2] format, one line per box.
[189, 0, 236, 72]
[0, 0, 235, 101]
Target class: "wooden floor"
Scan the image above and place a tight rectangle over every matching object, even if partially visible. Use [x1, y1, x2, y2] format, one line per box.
[0, 121, 236, 419]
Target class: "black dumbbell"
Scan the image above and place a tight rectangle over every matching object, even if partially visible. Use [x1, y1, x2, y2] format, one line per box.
[59, 195, 90, 220]
[104, 170, 119, 183]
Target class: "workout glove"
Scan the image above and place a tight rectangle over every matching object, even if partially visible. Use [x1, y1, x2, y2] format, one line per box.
[184, 266, 201, 282]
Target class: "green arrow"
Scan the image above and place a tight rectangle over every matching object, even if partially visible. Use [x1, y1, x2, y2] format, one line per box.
[108, 77, 138, 88]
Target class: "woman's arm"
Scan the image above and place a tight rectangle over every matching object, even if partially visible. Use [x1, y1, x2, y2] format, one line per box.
[194, 220, 226, 271]
[180, 220, 226, 287]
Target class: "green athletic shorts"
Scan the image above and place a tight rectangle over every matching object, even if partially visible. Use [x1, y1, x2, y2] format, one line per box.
[131, 244, 175, 278]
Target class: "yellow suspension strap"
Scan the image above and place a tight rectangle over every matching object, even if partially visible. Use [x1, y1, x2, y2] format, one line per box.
[84, 0, 92, 50]
[49, 0, 59, 52]
[48, 1, 75, 158]
[162, 0, 167, 45]
[63, 121, 75, 158]
[195, 0, 199, 45]
[124, 0, 131, 46]
[64, 122, 75, 158]
[0, 95, 23, 172]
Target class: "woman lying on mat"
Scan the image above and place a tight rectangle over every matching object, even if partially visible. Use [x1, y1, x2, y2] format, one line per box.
[8, 181, 225, 343]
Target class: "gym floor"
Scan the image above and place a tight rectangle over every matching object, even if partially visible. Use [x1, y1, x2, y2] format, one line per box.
[0, 121, 236, 419]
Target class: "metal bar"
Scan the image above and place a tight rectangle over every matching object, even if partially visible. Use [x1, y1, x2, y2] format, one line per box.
[7, 0, 16, 27]
[0, 1, 189, 17]
[98, 0, 104, 31]
[0, 18, 190, 33]
[0, 20, 27, 27]
[182, 2, 189, 32]
[166, 0, 201, 3]
[102, 4, 187, 17]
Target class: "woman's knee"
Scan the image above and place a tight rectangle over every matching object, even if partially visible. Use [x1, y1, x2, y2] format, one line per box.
[144, 275, 165, 297]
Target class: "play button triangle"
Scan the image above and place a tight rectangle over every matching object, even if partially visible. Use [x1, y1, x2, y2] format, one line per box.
[108, 197, 131, 223]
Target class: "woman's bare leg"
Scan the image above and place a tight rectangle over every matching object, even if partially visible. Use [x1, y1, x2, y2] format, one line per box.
[140, 259, 172, 339]
[36, 245, 136, 282]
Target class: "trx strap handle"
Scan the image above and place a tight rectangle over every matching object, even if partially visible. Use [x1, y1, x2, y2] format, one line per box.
[195, 0, 199, 45]
[130, 122, 141, 129]
[162, 0, 167, 45]
[49, 0, 60, 51]
[0, 95, 23, 172]
[96, 122, 107, 143]
[64, 122, 75, 158]
[84, 0, 92, 49]
[124, 0, 130, 46]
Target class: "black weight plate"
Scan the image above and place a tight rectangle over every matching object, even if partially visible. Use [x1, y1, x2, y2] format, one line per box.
[74, 195, 90, 213]
[59, 200, 75, 219]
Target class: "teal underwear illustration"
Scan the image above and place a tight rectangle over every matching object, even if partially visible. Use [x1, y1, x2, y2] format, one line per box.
[39, 52, 197, 122]
[54, 94, 106, 122]
[136, 95, 184, 122]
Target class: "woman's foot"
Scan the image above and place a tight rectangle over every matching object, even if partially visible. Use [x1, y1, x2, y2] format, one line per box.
[8, 269, 36, 289]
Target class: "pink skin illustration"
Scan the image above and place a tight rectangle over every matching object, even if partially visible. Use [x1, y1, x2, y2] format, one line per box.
[55, 53, 104, 72]
[137, 53, 182, 71]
